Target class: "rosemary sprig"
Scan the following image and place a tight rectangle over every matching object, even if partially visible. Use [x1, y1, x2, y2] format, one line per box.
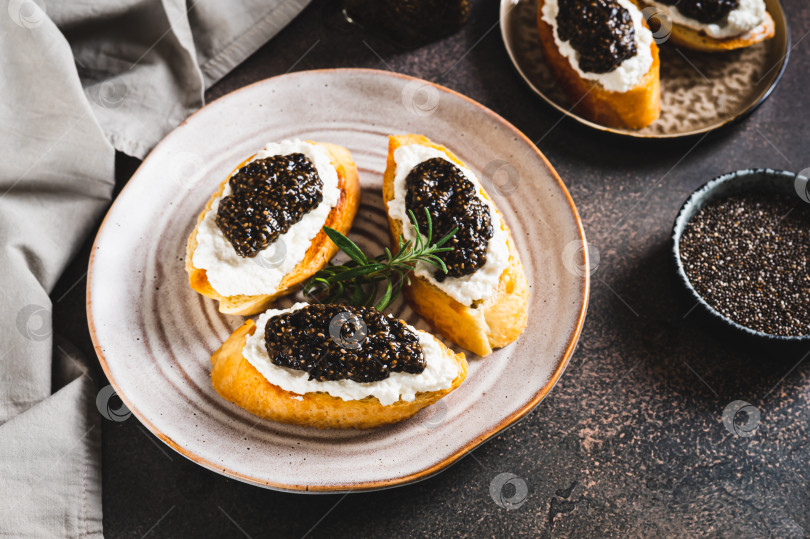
[303, 208, 456, 311]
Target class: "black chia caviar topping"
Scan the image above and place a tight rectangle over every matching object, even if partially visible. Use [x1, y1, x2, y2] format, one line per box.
[656, 0, 739, 24]
[216, 153, 323, 258]
[679, 193, 810, 337]
[264, 304, 426, 383]
[405, 157, 494, 281]
[556, 0, 638, 74]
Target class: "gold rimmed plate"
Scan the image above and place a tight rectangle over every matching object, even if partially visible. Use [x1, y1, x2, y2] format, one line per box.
[500, 0, 790, 138]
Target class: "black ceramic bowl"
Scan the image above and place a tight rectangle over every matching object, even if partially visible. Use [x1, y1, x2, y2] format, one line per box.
[672, 168, 810, 344]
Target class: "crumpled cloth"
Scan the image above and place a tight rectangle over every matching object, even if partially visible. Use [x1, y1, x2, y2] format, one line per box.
[0, 0, 309, 535]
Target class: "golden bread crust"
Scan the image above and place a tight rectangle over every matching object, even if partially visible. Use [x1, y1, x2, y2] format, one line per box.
[185, 142, 361, 316]
[382, 134, 529, 357]
[210, 320, 468, 429]
[536, 0, 661, 129]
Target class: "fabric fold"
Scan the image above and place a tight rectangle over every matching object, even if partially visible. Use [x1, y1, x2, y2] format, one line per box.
[0, 0, 310, 535]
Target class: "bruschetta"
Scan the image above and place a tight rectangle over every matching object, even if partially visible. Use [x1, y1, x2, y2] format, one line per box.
[382, 134, 529, 357]
[210, 303, 468, 429]
[186, 140, 360, 316]
[635, 0, 774, 52]
[537, 0, 661, 129]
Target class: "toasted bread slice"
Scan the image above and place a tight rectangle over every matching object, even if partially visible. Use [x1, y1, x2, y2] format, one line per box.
[210, 319, 468, 429]
[185, 142, 360, 316]
[536, 0, 661, 129]
[382, 134, 529, 357]
[636, 1, 775, 52]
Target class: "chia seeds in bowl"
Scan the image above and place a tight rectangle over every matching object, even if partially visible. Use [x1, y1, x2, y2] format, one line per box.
[673, 169, 810, 343]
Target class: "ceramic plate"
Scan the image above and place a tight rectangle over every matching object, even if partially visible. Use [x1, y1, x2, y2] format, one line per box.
[500, 0, 790, 138]
[88, 68, 589, 492]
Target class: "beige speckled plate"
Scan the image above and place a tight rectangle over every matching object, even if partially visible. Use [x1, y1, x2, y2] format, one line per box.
[87, 68, 589, 493]
[501, 0, 790, 138]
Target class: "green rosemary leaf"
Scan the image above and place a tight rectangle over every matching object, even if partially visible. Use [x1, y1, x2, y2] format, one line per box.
[433, 227, 457, 248]
[407, 209, 423, 251]
[328, 264, 385, 282]
[350, 283, 365, 305]
[426, 255, 449, 274]
[326, 281, 344, 303]
[424, 207, 433, 243]
[388, 285, 403, 309]
[323, 227, 367, 265]
[375, 280, 394, 311]
[363, 283, 378, 307]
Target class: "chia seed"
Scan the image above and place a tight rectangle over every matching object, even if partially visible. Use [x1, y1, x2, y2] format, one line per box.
[216, 153, 323, 258]
[679, 193, 810, 337]
[265, 304, 425, 383]
[405, 157, 493, 281]
[557, 0, 638, 74]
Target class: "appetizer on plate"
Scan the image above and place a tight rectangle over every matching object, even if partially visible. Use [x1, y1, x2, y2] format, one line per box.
[383, 134, 529, 357]
[635, 0, 774, 52]
[536, 0, 660, 129]
[210, 303, 468, 429]
[186, 140, 360, 315]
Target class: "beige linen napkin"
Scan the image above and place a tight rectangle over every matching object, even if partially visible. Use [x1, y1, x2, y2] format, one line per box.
[0, 0, 309, 535]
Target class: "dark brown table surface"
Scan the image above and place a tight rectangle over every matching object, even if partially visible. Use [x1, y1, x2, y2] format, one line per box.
[53, 0, 810, 536]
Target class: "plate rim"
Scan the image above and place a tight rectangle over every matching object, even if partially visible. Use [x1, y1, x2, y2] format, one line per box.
[499, 0, 791, 139]
[86, 67, 590, 493]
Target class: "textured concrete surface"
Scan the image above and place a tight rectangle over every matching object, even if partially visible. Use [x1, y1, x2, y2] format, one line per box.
[53, 0, 810, 536]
